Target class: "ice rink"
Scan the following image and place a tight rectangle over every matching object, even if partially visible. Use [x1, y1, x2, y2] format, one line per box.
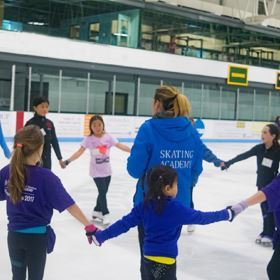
[0, 142, 272, 280]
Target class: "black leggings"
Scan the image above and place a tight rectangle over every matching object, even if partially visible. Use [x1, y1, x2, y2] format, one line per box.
[93, 176, 111, 215]
[267, 240, 280, 280]
[8, 231, 47, 280]
[138, 226, 176, 280]
[143, 258, 177, 280]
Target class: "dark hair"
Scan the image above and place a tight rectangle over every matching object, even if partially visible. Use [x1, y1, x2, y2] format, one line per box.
[144, 165, 178, 214]
[266, 124, 279, 147]
[8, 125, 44, 204]
[275, 116, 280, 123]
[89, 115, 105, 136]
[32, 96, 49, 107]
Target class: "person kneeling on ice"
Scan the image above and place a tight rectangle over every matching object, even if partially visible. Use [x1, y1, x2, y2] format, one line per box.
[87, 165, 235, 280]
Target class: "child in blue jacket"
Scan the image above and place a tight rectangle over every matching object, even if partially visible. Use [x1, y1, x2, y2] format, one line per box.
[91, 165, 232, 280]
[0, 120, 11, 159]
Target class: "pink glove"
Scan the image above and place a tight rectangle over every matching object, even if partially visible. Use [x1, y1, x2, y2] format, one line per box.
[85, 224, 98, 245]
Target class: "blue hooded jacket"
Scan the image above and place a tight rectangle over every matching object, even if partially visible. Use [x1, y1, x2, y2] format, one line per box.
[127, 117, 203, 207]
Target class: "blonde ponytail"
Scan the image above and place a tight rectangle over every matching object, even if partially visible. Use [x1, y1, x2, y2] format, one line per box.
[154, 85, 191, 117]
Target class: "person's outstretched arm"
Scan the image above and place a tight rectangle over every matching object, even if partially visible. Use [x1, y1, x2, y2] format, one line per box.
[222, 145, 258, 170]
[246, 191, 266, 206]
[93, 205, 142, 245]
[64, 146, 86, 166]
[67, 203, 91, 226]
[115, 142, 131, 153]
[203, 144, 224, 167]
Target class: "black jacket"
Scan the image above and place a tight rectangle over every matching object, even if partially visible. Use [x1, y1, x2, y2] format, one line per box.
[227, 143, 280, 188]
[25, 113, 62, 169]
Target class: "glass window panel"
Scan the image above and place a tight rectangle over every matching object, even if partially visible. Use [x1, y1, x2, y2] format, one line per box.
[202, 84, 220, 119]
[88, 77, 110, 114]
[69, 25, 80, 39]
[0, 0, 3, 30]
[221, 87, 236, 120]
[270, 91, 280, 121]
[183, 82, 202, 118]
[89, 22, 100, 42]
[0, 61, 12, 110]
[139, 78, 161, 116]
[161, 79, 182, 92]
[255, 89, 269, 121]
[30, 66, 60, 112]
[114, 78, 135, 115]
[60, 70, 88, 113]
[238, 88, 254, 120]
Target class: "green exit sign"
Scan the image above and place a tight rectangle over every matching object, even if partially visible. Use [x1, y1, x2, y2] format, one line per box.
[227, 65, 248, 86]
[276, 72, 280, 90]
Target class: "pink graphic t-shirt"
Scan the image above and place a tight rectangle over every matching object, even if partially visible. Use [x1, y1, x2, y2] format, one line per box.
[81, 134, 118, 178]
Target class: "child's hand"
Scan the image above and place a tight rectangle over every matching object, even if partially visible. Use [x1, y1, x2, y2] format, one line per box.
[85, 224, 101, 246]
[63, 159, 71, 167]
[227, 201, 248, 222]
[221, 161, 230, 171]
[59, 160, 66, 169]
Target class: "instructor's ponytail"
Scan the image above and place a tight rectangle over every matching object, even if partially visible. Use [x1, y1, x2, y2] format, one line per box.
[154, 86, 191, 117]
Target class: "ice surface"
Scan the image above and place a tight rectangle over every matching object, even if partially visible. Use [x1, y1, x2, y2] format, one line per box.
[0, 142, 272, 280]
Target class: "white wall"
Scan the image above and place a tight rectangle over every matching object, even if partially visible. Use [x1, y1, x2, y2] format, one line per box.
[0, 30, 279, 86]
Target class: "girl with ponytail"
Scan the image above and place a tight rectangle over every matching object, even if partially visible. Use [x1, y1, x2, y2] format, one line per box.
[0, 125, 96, 280]
[91, 165, 233, 280]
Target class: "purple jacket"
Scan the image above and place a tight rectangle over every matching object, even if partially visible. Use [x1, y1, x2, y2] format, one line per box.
[0, 165, 74, 231]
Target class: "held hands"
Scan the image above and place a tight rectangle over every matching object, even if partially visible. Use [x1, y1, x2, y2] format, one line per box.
[84, 224, 101, 246]
[63, 159, 71, 167]
[59, 160, 66, 169]
[227, 200, 248, 222]
[221, 161, 231, 171]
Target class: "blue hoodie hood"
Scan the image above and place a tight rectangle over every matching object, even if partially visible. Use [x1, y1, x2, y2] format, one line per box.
[149, 117, 194, 142]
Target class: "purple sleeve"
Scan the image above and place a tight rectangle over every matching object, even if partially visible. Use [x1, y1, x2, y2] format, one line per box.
[262, 175, 280, 212]
[0, 171, 5, 201]
[0, 167, 8, 201]
[45, 174, 75, 213]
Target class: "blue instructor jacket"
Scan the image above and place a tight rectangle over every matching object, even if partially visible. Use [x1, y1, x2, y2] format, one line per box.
[127, 116, 203, 207]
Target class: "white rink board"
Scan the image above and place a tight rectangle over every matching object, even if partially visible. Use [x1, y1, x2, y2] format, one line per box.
[1, 111, 270, 142]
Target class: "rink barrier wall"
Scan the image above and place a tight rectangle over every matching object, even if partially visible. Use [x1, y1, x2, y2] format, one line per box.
[0, 111, 270, 143]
